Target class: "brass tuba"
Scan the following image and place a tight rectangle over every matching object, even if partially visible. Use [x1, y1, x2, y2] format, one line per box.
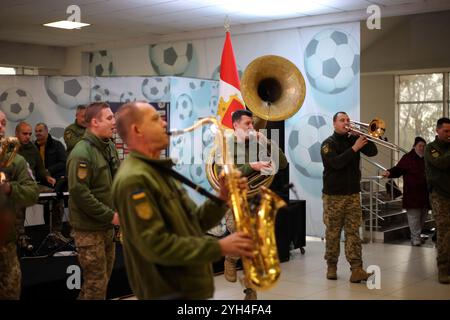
[170, 117, 287, 289]
[206, 55, 306, 198]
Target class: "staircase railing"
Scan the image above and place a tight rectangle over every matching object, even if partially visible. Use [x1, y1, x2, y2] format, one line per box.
[361, 156, 404, 243]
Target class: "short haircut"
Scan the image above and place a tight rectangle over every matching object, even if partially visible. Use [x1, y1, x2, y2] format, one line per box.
[85, 102, 110, 124]
[436, 117, 450, 129]
[15, 121, 32, 134]
[413, 136, 426, 146]
[231, 109, 253, 124]
[333, 111, 348, 122]
[116, 101, 146, 143]
[35, 122, 48, 131]
[76, 104, 86, 113]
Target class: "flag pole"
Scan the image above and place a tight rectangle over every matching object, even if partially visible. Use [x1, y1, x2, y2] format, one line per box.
[224, 15, 230, 33]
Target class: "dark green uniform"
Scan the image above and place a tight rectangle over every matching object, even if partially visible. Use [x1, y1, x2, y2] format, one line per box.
[320, 132, 377, 269]
[0, 153, 39, 300]
[112, 151, 227, 300]
[67, 130, 119, 299]
[64, 121, 86, 155]
[424, 137, 450, 272]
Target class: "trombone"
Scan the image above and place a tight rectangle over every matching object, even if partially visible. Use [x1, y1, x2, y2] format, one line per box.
[346, 117, 404, 152]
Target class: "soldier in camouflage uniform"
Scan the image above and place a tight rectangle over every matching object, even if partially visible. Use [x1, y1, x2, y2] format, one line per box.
[67, 102, 120, 299]
[112, 102, 253, 300]
[320, 112, 377, 282]
[223, 109, 288, 300]
[64, 105, 87, 155]
[0, 111, 39, 299]
[424, 117, 450, 284]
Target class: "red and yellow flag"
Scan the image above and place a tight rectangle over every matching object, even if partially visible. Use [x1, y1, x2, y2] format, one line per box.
[217, 31, 245, 129]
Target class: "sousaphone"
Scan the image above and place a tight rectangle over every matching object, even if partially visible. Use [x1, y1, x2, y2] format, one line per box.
[206, 55, 306, 197]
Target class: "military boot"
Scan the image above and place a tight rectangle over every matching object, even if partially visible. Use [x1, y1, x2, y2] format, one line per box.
[243, 288, 257, 300]
[350, 267, 373, 283]
[327, 265, 337, 280]
[224, 257, 237, 282]
[438, 265, 449, 284]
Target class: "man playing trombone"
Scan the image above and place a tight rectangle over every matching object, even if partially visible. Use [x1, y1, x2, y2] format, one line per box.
[320, 111, 377, 282]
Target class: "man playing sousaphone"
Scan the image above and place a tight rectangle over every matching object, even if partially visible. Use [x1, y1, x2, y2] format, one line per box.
[223, 109, 288, 300]
[0, 111, 39, 299]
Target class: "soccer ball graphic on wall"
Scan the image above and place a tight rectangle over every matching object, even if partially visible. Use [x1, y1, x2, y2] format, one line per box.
[149, 42, 193, 76]
[288, 113, 333, 179]
[0, 88, 34, 122]
[89, 50, 115, 76]
[45, 77, 90, 109]
[175, 94, 195, 122]
[141, 78, 169, 101]
[304, 29, 359, 94]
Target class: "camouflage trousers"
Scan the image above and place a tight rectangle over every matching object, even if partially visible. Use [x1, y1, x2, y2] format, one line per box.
[224, 209, 253, 289]
[323, 193, 363, 268]
[72, 228, 116, 300]
[430, 192, 450, 267]
[0, 242, 21, 299]
[225, 209, 238, 261]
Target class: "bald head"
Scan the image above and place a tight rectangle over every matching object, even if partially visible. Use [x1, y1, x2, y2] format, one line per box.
[116, 101, 148, 143]
[15, 121, 33, 145]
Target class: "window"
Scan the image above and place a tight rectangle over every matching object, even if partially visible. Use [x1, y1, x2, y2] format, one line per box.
[397, 73, 448, 150]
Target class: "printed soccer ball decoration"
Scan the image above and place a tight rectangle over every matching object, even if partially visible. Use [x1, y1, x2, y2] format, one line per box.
[89, 50, 114, 76]
[45, 77, 90, 109]
[149, 42, 193, 76]
[90, 85, 111, 102]
[175, 94, 194, 121]
[170, 135, 185, 163]
[189, 160, 206, 185]
[141, 77, 169, 101]
[0, 87, 34, 122]
[288, 113, 332, 179]
[119, 91, 136, 103]
[188, 80, 206, 91]
[202, 124, 215, 148]
[304, 29, 359, 94]
[209, 96, 218, 115]
[48, 124, 65, 143]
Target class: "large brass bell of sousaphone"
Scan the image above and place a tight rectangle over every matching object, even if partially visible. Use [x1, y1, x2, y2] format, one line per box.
[241, 54, 306, 123]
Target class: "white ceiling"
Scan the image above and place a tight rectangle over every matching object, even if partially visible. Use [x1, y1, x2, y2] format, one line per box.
[0, 0, 449, 49]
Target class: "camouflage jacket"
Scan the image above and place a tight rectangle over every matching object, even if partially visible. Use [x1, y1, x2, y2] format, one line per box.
[425, 137, 450, 198]
[67, 130, 119, 231]
[64, 121, 86, 155]
[112, 151, 226, 300]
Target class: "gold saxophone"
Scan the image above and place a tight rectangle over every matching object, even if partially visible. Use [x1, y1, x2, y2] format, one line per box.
[170, 116, 286, 290]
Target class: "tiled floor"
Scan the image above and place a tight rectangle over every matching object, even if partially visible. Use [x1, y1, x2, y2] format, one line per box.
[212, 238, 450, 300]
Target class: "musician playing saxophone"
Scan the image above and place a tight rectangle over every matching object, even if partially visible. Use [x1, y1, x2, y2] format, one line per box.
[223, 109, 288, 300]
[111, 101, 253, 300]
[0, 111, 39, 299]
